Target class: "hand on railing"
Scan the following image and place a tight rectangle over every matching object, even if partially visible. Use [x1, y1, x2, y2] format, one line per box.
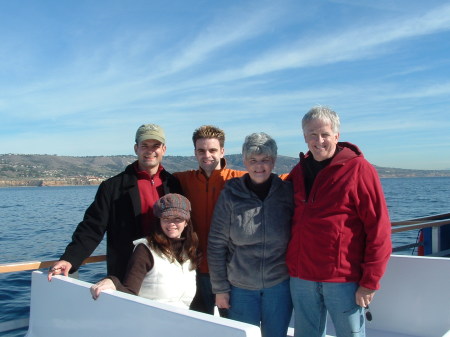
[48, 260, 72, 281]
[90, 278, 117, 300]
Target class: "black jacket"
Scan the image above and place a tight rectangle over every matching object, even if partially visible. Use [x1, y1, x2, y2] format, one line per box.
[60, 162, 182, 280]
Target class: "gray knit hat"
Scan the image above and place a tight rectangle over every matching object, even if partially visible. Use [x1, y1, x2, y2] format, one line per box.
[153, 194, 191, 220]
[135, 124, 165, 144]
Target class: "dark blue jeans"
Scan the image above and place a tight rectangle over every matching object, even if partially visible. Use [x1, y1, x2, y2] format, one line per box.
[229, 279, 292, 337]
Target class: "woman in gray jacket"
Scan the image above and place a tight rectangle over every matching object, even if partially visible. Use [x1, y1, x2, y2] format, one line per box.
[208, 132, 294, 337]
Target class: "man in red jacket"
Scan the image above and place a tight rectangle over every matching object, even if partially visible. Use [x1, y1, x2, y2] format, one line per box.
[286, 106, 391, 337]
[174, 125, 245, 314]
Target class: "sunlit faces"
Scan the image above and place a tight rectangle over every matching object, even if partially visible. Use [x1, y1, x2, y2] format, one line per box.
[134, 139, 166, 172]
[244, 154, 275, 184]
[160, 217, 187, 239]
[194, 138, 224, 177]
[303, 119, 339, 162]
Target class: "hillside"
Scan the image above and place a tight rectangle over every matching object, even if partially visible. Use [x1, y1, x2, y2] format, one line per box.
[1, 153, 449, 187]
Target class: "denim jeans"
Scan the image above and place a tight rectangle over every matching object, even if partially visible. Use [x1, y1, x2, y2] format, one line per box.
[290, 277, 365, 337]
[229, 279, 293, 337]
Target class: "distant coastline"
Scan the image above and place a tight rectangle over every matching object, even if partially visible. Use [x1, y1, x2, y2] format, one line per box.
[0, 177, 104, 188]
[1, 153, 449, 188]
[3, 175, 450, 189]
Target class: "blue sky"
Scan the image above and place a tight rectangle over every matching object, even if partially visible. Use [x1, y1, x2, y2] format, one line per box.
[1, 0, 450, 170]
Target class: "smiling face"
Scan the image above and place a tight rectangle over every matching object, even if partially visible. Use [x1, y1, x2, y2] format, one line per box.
[244, 153, 275, 184]
[303, 119, 339, 162]
[134, 139, 166, 174]
[194, 138, 224, 177]
[160, 217, 187, 239]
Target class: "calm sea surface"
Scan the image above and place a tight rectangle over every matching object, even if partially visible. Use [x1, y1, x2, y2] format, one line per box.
[1, 177, 449, 336]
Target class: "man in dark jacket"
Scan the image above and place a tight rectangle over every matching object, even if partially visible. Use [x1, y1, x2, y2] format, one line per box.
[48, 124, 182, 282]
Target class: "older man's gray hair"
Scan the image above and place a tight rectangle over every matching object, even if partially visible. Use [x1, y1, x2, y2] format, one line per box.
[302, 105, 340, 134]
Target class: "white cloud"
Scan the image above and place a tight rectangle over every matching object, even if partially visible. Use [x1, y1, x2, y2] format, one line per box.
[167, 3, 285, 74]
[196, 3, 450, 83]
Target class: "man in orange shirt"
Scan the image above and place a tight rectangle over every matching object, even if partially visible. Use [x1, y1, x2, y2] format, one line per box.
[174, 125, 245, 314]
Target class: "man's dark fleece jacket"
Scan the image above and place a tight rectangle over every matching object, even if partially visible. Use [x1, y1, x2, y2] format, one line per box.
[60, 161, 182, 281]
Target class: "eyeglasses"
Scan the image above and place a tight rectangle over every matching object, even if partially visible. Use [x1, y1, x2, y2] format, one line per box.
[160, 217, 185, 224]
[364, 305, 372, 322]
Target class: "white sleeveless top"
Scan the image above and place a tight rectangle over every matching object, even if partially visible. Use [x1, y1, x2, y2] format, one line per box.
[133, 238, 196, 309]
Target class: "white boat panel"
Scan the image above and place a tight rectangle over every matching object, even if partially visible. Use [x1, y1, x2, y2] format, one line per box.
[325, 255, 450, 337]
[369, 255, 450, 337]
[25, 271, 261, 337]
[24, 255, 450, 337]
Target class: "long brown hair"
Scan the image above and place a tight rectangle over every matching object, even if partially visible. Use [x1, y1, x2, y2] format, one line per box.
[147, 218, 200, 270]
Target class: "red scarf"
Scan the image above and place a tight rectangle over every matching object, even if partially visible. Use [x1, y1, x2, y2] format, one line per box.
[135, 163, 164, 236]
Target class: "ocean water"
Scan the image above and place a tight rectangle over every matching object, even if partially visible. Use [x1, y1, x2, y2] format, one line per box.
[0, 186, 106, 337]
[0, 178, 449, 336]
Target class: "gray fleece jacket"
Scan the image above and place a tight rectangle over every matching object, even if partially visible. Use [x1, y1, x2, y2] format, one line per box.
[208, 174, 294, 293]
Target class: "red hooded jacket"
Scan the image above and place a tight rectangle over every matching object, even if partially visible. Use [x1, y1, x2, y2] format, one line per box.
[286, 142, 391, 290]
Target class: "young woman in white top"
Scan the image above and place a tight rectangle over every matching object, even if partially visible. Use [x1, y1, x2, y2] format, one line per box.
[90, 193, 199, 308]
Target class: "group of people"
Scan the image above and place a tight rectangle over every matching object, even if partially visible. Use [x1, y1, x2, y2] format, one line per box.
[48, 106, 392, 337]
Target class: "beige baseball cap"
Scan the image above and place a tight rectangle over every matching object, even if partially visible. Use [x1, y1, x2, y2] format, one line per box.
[135, 124, 165, 144]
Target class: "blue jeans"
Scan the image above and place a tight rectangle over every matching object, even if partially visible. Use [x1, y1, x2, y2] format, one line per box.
[229, 279, 293, 337]
[290, 277, 365, 337]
